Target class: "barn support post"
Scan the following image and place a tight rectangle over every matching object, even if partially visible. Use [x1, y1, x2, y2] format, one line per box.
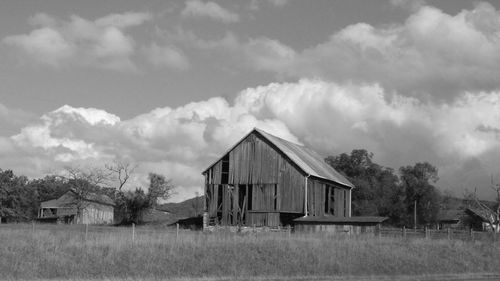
[304, 175, 310, 217]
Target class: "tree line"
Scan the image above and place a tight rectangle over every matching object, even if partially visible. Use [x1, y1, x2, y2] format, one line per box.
[0, 162, 173, 224]
[0, 150, 458, 227]
[326, 149, 441, 227]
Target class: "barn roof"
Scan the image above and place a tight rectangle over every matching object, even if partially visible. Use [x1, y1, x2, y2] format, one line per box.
[40, 190, 115, 208]
[203, 128, 354, 188]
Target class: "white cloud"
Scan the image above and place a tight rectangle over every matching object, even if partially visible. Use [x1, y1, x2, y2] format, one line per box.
[176, 2, 500, 100]
[268, 0, 289, 7]
[143, 43, 190, 70]
[5, 79, 500, 201]
[389, 0, 425, 11]
[289, 3, 500, 100]
[3, 27, 74, 66]
[181, 0, 240, 23]
[94, 12, 152, 28]
[3, 12, 152, 71]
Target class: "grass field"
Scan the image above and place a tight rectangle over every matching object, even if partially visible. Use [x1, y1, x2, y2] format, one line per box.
[1, 224, 499, 280]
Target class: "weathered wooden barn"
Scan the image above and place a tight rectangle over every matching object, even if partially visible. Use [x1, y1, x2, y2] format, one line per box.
[203, 128, 385, 231]
[38, 190, 114, 224]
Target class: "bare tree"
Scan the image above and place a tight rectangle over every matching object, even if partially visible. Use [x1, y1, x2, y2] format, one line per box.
[63, 166, 110, 223]
[105, 160, 138, 191]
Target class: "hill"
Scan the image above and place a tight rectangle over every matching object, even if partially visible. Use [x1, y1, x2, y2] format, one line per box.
[158, 195, 204, 219]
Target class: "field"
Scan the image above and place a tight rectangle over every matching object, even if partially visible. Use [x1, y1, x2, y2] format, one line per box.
[1, 224, 500, 281]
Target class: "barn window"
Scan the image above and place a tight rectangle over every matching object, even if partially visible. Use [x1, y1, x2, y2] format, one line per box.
[324, 185, 335, 216]
[221, 155, 229, 184]
[247, 185, 253, 210]
[272, 184, 278, 211]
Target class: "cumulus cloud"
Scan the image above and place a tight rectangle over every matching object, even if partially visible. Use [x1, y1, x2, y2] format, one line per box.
[3, 12, 152, 71]
[0, 103, 36, 136]
[181, 0, 240, 23]
[5, 79, 500, 201]
[289, 2, 500, 100]
[170, 29, 295, 72]
[176, 2, 500, 100]
[142, 43, 190, 71]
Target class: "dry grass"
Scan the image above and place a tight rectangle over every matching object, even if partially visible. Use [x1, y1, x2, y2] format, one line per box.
[0, 224, 499, 280]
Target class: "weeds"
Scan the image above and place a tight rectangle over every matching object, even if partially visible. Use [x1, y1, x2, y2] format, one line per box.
[0, 224, 499, 279]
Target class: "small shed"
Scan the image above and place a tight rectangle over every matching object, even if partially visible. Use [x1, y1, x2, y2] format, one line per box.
[437, 207, 493, 231]
[38, 190, 114, 225]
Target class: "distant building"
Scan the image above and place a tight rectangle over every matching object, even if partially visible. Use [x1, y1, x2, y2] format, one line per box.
[437, 207, 492, 231]
[202, 128, 386, 233]
[38, 190, 114, 224]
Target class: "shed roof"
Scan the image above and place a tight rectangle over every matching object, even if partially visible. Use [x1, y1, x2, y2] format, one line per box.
[465, 207, 492, 222]
[437, 209, 463, 222]
[294, 216, 387, 224]
[203, 128, 354, 188]
[40, 190, 115, 208]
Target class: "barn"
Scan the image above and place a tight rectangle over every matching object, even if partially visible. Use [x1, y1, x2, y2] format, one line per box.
[202, 128, 386, 232]
[38, 190, 114, 225]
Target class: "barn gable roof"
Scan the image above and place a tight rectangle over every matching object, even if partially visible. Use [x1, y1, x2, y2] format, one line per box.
[203, 128, 354, 188]
[40, 190, 115, 208]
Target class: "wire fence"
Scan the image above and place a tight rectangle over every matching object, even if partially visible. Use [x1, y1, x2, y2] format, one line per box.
[379, 226, 499, 242]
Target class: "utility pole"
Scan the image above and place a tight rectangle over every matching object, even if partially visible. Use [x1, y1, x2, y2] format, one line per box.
[414, 200, 417, 230]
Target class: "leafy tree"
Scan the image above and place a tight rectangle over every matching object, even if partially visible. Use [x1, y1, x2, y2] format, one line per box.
[0, 169, 33, 221]
[399, 162, 441, 226]
[326, 150, 406, 224]
[116, 173, 174, 224]
[29, 175, 71, 202]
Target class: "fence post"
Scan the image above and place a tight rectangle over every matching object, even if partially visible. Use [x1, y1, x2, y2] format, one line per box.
[85, 223, 88, 241]
[447, 228, 451, 240]
[376, 223, 381, 238]
[132, 223, 135, 242]
[32, 221, 35, 234]
[424, 226, 428, 239]
[402, 226, 406, 239]
[470, 228, 474, 241]
[176, 223, 179, 240]
[287, 225, 291, 238]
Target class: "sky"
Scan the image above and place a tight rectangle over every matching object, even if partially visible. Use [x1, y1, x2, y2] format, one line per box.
[1, 0, 500, 202]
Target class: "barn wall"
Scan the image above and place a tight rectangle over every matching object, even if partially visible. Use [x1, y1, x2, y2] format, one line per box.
[307, 178, 351, 218]
[79, 202, 114, 224]
[205, 132, 305, 226]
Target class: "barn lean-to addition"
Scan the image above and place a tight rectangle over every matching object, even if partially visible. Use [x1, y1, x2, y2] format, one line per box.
[203, 128, 385, 232]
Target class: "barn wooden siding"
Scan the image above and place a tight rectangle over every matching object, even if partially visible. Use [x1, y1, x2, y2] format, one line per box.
[205, 133, 305, 227]
[79, 202, 114, 225]
[307, 179, 351, 217]
[204, 131, 352, 227]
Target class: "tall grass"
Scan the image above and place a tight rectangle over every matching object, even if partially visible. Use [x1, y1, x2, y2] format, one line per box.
[0, 224, 499, 280]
